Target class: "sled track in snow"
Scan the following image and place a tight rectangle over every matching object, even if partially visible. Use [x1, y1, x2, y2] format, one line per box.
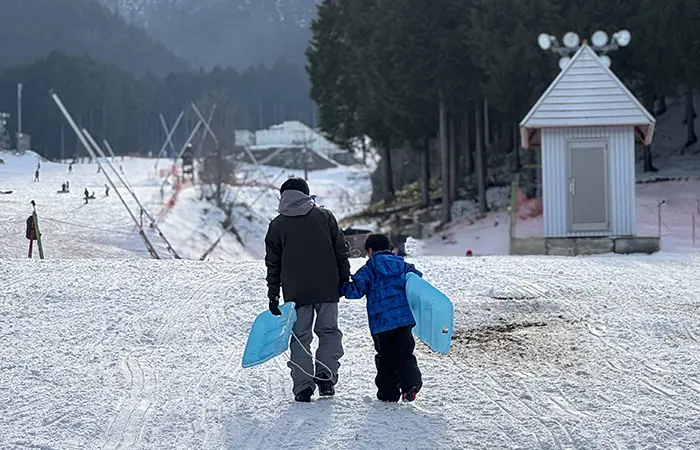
[102, 349, 157, 450]
[102, 269, 227, 449]
[556, 259, 700, 417]
[442, 353, 567, 449]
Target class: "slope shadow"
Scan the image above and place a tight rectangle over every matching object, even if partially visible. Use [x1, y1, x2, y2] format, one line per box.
[350, 399, 451, 449]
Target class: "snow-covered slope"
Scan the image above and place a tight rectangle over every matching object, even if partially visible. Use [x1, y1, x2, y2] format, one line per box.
[0, 151, 372, 260]
[2, 256, 700, 449]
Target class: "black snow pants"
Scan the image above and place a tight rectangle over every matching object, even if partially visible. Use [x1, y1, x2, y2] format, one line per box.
[372, 325, 422, 402]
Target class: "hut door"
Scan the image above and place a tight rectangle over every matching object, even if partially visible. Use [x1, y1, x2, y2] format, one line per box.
[566, 140, 609, 232]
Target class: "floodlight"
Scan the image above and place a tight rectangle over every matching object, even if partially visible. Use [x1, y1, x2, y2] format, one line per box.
[538, 33, 552, 50]
[563, 32, 580, 49]
[558, 57, 571, 70]
[599, 55, 612, 68]
[614, 29, 631, 47]
[591, 30, 609, 47]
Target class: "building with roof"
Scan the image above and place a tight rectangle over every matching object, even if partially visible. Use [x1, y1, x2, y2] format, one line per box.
[514, 43, 659, 255]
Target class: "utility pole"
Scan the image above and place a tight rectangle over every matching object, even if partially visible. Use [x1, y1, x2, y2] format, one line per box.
[17, 83, 22, 136]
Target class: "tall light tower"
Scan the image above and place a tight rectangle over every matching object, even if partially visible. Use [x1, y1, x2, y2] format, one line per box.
[537, 29, 632, 69]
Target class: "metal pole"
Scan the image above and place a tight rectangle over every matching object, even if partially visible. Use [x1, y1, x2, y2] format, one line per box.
[52, 92, 161, 259]
[191, 103, 219, 145]
[657, 200, 665, 237]
[87, 133, 181, 259]
[693, 214, 696, 245]
[161, 121, 202, 190]
[103, 139, 131, 189]
[154, 110, 184, 169]
[31, 200, 44, 259]
[193, 104, 218, 158]
[159, 113, 177, 154]
[510, 180, 517, 239]
[17, 83, 22, 136]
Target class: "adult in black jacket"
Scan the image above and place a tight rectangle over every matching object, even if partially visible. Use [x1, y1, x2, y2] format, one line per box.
[265, 177, 350, 402]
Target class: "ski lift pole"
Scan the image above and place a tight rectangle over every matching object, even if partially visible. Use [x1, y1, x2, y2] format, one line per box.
[155, 110, 184, 170]
[162, 121, 203, 190]
[31, 200, 44, 259]
[87, 133, 181, 259]
[103, 140, 131, 189]
[52, 92, 161, 259]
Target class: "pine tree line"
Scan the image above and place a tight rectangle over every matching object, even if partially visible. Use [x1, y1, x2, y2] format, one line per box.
[306, 0, 700, 219]
[0, 52, 315, 160]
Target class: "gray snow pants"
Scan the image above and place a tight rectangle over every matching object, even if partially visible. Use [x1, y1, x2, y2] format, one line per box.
[288, 303, 343, 395]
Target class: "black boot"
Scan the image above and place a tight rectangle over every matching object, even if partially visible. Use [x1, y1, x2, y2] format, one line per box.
[377, 390, 400, 402]
[401, 386, 420, 402]
[294, 386, 314, 403]
[317, 380, 335, 397]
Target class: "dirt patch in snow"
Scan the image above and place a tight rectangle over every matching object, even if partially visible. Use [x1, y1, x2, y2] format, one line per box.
[453, 321, 548, 344]
[448, 316, 589, 369]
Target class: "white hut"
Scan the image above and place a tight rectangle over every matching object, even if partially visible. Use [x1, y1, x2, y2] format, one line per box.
[520, 44, 655, 238]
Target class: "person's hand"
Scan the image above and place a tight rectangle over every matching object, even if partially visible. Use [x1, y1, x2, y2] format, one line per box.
[269, 296, 282, 316]
[338, 279, 349, 297]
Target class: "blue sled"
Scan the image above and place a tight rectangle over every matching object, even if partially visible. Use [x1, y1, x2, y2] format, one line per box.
[241, 302, 297, 368]
[406, 273, 453, 355]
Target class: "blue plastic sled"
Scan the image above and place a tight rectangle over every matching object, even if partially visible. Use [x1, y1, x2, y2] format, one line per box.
[241, 302, 297, 368]
[406, 273, 453, 355]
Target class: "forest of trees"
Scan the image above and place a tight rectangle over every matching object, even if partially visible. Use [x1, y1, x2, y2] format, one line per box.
[0, 0, 187, 76]
[111, 0, 319, 70]
[0, 52, 314, 160]
[306, 0, 700, 221]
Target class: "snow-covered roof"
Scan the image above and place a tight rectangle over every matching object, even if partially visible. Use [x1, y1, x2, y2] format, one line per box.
[253, 121, 346, 154]
[520, 44, 655, 149]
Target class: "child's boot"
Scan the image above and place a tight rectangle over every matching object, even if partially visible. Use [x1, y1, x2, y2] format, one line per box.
[401, 386, 419, 402]
[377, 390, 400, 402]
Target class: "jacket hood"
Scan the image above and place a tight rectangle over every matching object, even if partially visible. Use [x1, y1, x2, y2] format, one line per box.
[278, 189, 314, 217]
[370, 250, 406, 276]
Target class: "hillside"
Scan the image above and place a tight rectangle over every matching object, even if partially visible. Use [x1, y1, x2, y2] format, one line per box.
[0, 0, 187, 76]
[101, 0, 318, 69]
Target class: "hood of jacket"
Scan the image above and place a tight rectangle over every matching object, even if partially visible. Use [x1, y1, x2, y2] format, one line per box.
[369, 250, 406, 276]
[278, 189, 315, 217]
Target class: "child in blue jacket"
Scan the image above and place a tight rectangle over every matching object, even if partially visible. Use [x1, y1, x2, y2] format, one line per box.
[342, 234, 423, 402]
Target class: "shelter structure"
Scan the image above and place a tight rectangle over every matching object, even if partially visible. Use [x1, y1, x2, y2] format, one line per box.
[514, 44, 659, 255]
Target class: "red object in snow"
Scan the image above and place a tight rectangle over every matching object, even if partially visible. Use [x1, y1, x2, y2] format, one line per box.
[465, 249, 473, 256]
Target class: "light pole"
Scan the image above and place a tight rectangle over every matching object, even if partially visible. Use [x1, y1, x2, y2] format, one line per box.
[537, 29, 631, 69]
[0, 112, 10, 151]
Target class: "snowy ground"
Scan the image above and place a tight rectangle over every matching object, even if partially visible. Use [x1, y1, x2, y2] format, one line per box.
[2, 256, 700, 449]
[0, 152, 372, 260]
[425, 178, 700, 256]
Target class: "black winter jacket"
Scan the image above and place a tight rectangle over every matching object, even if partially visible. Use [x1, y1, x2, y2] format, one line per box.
[264, 190, 351, 306]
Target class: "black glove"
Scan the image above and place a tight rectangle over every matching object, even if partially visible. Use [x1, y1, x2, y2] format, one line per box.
[269, 296, 282, 316]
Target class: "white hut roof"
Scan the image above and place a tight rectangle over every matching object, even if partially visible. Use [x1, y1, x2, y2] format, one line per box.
[520, 44, 655, 149]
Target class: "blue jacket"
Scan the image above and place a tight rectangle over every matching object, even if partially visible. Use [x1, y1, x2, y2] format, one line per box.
[341, 250, 422, 335]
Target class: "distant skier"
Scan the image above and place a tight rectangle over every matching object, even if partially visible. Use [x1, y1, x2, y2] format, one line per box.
[341, 234, 423, 403]
[68, 163, 73, 174]
[105, 184, 109, 196]
[119, 164, 124, 174]
[61, 182, 67, 192]
[264, 177, 350, 402]
[84, 188, 90, 204]
[34, 169, 39, 182]
[66, 181, 70, 191]
[97, 166, 101, 173]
